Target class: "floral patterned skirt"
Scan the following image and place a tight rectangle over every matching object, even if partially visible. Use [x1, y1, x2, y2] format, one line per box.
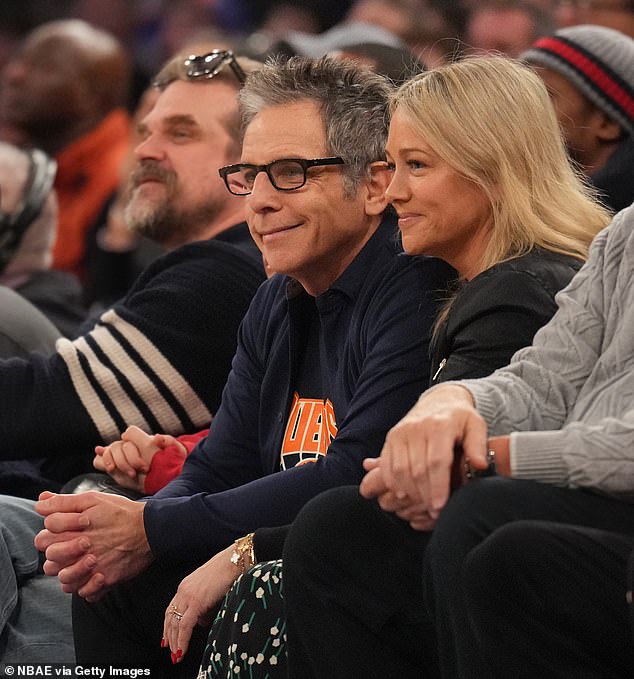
[198, 559, 287, 678]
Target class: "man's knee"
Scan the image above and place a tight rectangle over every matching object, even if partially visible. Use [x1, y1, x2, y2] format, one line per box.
[464, 521, 545, 598]
[0, 495, 44, 579]
[0, 495, 40, 529]
[284, 486, 368, 566]
[431, 476, 557, 552]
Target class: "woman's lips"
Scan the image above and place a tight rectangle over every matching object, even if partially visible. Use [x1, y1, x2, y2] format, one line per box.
[397, 213, 421, 227]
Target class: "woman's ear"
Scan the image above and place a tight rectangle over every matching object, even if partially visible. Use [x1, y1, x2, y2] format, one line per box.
[363, 161, 392, 216]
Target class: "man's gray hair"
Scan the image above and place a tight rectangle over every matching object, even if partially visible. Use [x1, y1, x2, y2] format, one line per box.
[239, 56, 393, 194]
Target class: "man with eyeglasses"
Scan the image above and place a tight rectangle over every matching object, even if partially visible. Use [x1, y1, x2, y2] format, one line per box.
[33, 56, 452, 673]
[0, 49, 266, 663]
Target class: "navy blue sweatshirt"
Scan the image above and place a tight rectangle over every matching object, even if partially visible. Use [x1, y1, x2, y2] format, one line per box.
[144, 217, 453, 563]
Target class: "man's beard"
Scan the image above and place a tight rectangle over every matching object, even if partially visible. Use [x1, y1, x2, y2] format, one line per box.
[124, 160, 224, 247]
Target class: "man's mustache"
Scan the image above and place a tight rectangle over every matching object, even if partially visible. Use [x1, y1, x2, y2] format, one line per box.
[129, 161, 176, 188]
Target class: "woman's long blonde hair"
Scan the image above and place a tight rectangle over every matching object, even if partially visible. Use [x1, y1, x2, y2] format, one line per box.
[391, 55, 612, 273]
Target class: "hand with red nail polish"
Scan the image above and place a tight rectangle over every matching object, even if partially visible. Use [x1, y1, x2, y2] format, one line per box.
[162, 544, 243, 660]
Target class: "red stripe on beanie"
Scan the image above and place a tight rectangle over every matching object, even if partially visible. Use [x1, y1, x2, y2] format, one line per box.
[534, 37, 634, 120]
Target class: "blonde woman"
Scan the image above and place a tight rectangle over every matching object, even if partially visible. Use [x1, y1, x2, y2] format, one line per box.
[387, 54, 610, 386]
[280, 56, 611, 679]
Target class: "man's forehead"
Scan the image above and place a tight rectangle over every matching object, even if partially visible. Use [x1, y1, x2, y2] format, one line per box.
[161, 78, 238, 104]
[241, 101, 327, 160]
[535, 66, 585, 101]
[245, 99, 322, 127]
[150, 81, 235, 126]
[163, 113, 200, 128]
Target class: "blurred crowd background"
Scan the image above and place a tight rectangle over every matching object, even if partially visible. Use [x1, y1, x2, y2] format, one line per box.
[2, 0, 632, 112]
[0, 0, 632, 319]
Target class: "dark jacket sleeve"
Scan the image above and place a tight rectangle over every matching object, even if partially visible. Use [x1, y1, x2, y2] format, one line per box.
[143, 257, 452, 563]
[0, 241, 264, 461]
[432, 263, 578, 384]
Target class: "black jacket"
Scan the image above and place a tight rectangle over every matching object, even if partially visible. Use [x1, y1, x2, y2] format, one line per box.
[430, 247, 583, 385]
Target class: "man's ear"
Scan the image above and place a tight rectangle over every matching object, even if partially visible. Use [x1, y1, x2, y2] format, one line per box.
[363, 161, 392, 216]
[593, 109, 622, 143]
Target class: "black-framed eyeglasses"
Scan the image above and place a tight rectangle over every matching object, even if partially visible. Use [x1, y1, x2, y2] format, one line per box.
[183, 49, 246, 84]
[219, 157, 345, 195]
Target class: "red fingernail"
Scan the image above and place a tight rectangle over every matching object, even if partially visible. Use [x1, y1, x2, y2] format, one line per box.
[160, 638, 166, 648]
[176, 649, 182, 659]
[171, 653, 177, 664]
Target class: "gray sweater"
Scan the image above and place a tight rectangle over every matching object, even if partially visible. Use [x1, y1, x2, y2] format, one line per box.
[458, 203, 634, 502]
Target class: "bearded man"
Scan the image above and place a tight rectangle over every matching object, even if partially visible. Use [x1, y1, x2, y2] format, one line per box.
[0, 50, 265, 497]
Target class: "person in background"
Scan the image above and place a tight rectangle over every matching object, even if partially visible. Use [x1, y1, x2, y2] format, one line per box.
[464, 0, 555, 58]
[554, 0, 634, 38]
[252, 28, 427, 85]
[521, 24, 634, 212]
[0, 19, 131, 280]
[0, 141, 86, 338]
[344, 0, 460, 66]
[464, 0, 555, 57]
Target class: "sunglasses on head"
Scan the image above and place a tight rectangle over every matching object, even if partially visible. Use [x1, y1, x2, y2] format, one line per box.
[182, 49, 246, 85]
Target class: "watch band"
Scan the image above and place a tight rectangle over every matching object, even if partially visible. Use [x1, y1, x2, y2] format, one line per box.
[464, 449, 497, 480]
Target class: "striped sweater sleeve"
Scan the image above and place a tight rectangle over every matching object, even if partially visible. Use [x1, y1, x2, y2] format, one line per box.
[57, 310, 211, 441]
[0, 239, 264, 461]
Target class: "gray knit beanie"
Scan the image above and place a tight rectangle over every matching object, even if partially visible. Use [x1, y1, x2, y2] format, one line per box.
[520, 24, 634, 138]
